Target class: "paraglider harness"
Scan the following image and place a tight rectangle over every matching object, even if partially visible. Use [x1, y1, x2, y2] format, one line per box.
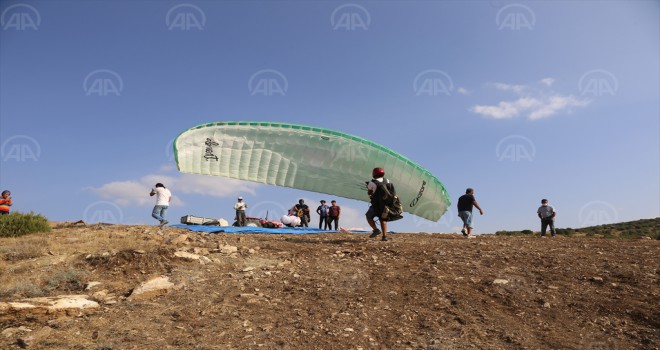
[370, 178, 404, 222]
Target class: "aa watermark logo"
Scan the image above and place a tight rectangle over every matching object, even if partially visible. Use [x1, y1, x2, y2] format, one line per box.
[330, 4, 370, 31]
[499, 273, 532, 294]
[413, 69, 454, 96]
[1, 135, 40, 162]
[426, 331, 463, 350]
[496, 4, 535, 30]
[412, 201, 455, 232]
[166, 3, 205, 31]
[579, 335, 619, 350]
[331, 268, 370, 291]
[321, 140, 368, 167]
[495, 135, 535, 162]
[165, 138, 176, 162]
[248, 69, 288, 96]
[247, 200, 289, 220]
[579, 69, 618, 97]
[578, 201, 618, 227]
[83, 69, 123, 96]
[83, 201, 124, 224]
[1, 3, 40, 31]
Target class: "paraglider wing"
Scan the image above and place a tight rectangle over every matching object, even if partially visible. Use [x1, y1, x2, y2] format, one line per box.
[174, 121, 450, 221]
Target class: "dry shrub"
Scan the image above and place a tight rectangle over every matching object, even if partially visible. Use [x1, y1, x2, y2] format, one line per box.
[0, 282, 45, 298]
[85, 248, 175, 274]
[0, 236, 50, 261]
[44, 269, 88, 292]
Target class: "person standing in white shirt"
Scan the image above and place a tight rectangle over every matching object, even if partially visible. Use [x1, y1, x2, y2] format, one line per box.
[150, 183, 172, 228]
[233, 197, 248, 226]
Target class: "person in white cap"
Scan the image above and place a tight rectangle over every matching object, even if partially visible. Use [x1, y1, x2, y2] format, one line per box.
[234, 197, 248, 226]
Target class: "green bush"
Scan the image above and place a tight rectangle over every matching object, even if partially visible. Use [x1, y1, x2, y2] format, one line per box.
[495, 229, 535, 236]
[0, 212, 51, 237]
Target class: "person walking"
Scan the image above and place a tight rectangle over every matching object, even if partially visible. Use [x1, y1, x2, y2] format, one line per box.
[327, 200, 341, 230]
[537, 199, 557, 237]
[150, 183, 172, 228]
[0, 190, 12, 215]
[234, 196, 248, 227]
[457, 188, 483, 238]
[316, 200, 330, 230]
[366, 167, 395, 241]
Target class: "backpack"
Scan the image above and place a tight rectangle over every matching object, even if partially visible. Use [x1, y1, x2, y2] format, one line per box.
[371, 179, 404, 222]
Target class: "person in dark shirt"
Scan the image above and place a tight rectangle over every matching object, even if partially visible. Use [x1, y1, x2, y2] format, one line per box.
[316, 200, 330, 230]
[537, 199, 557, 237]
[327, 200, 341, 230]
[292, 199, 310, 227]
[457, 188, 483, 237]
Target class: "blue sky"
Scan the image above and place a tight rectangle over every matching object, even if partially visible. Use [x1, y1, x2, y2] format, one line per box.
[1, 0, 658, 233]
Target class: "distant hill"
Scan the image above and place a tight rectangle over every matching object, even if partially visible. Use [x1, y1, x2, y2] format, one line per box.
[495, 217, 660, 239]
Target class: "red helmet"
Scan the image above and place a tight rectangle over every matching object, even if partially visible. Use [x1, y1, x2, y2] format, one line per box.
[372, 167, 385, 178]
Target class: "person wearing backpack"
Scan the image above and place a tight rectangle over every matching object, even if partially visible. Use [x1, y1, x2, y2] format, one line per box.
[366, 167, 395, 241]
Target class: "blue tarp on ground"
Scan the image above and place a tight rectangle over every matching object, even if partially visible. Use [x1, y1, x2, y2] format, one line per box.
[172, 224, 369, 235]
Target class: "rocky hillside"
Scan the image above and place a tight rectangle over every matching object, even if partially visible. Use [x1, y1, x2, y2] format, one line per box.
[0, 223, 658, 349]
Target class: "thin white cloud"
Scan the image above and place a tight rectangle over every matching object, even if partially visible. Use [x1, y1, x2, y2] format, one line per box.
[540, 77, 555, 86]
[86, 173, 260, 207]
[471, 79, 590, 120]
[528, 95, 590, 120]
[471, 97, 541, 119]
[457, 87, 470, 95]
[87, 180, 158, 206]
[176, 174, 259, 197]
[493, 82, 528, 94]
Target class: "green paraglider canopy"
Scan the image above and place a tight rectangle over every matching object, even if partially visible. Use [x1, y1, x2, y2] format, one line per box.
[174, 121, 450, 221]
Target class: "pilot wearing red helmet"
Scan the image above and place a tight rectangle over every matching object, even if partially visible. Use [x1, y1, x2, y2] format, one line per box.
[366, 167, 390, 241]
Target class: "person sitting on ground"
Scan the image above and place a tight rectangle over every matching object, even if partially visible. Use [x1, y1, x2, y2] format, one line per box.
[281, 213, 301, 228]
[0, 190, 12, 215]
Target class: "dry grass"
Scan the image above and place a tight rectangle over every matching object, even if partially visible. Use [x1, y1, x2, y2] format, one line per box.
[0, 236, 50, 261]
[0, 225, 166, 299]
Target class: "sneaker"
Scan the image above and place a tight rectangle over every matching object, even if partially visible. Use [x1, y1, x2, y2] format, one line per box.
[369, 229, 381, 238]
[461, 228, 467, 236]
[159, 220, 169, 228]
[381, 236, 388, 241]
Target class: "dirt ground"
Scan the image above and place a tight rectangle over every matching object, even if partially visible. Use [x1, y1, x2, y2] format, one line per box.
[0, 224, 658, 350]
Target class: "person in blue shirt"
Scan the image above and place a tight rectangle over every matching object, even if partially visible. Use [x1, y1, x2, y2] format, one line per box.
[316, 200, 330, 230]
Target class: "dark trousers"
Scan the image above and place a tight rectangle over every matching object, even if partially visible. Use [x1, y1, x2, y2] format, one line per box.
[541, 218, 555, 236]
[301, 215, 309, 227]
[327, 217, 339, 230]
[319, 216, 329, 230]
